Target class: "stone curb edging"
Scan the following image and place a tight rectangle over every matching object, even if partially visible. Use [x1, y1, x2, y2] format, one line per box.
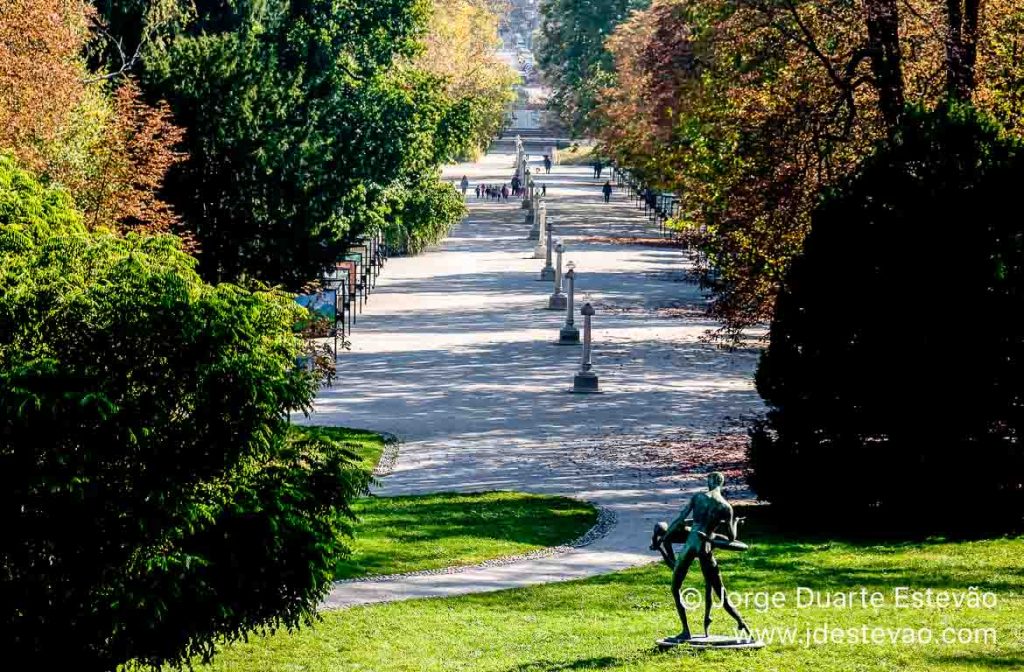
[373, 432, 401, 477]
[333, 504, 617, 586]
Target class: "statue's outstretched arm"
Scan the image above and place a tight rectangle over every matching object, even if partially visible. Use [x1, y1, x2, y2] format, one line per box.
[725, 505, 738, 542]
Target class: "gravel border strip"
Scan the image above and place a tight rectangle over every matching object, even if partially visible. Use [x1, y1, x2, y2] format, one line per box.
[334, 504, 617, 585]
[373, 433, 400, 477]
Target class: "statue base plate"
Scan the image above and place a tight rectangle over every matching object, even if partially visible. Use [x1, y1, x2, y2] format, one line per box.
[548, 293, 568, 311]
[656, 634, 765, 651]
[539, 267, 555, 281]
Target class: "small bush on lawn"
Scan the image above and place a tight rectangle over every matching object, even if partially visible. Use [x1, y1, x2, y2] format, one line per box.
[0, 156, 371, 670]
[750, 105, 1024, 532]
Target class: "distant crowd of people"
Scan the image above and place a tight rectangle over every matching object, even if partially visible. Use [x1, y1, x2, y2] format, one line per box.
[475, 183, 512, 200]
[452, 155, 612, 204]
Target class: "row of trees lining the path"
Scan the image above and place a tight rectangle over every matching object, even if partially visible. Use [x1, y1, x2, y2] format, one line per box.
[2, 1, 513, 669]
[543, 0, 1022, 335]
[536, 0, 1024, 531]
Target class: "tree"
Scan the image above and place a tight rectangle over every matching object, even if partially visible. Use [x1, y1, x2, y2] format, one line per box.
[591, 0, 1024, 338]
[0, 0, 183, 234]
[95, 0, 489, 288]
[535, 0, 650, 137]
[0, 155, 371, 670]
[415, 0, 518, 159]
[748, 105, 1024, 530]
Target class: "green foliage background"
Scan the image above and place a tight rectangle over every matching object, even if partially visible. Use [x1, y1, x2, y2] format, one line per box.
[93, 0, 505, 290]
[535, 0, 650, 137]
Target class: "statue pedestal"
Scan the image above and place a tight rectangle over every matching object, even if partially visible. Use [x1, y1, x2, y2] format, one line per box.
[656, 634, 765, 651]
[548, 293, 567, 311]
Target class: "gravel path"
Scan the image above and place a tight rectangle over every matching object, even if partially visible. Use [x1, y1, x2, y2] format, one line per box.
[308, 151, 764, 609]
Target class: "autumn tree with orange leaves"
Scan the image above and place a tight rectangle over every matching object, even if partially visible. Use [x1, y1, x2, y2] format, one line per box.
[0, 0, 182, 234]
[589, 0, 1023, 337]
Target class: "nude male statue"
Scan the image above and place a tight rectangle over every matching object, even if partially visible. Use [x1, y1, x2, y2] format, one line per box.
[650, 472, 750, 642]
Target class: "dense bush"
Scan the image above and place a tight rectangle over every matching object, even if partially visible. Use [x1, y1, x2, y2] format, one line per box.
[749, 106, 1024, 531]
[388, 177, 466, 255]
[0, 156, 371, 670]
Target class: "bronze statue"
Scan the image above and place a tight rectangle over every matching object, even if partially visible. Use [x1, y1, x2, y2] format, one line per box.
[650, 472, 751, 644]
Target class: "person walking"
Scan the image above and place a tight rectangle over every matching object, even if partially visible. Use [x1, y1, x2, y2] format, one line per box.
[460, 175, 469, 197]
[475, 183, 482, 199]
[541, 184, 547, 197]
[602, 180, 613, 203]
[543, 155, 552, 174]
[501, 184, 509, 201]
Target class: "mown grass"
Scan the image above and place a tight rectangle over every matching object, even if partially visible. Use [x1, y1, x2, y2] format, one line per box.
[202, 510, 1024, 671]
[290, 427, 599, 580]
[336, 491, 599, 579]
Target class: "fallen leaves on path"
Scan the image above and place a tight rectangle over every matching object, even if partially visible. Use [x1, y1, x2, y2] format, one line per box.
[558, 428, 753, 492]
[578, 235, 684, 248]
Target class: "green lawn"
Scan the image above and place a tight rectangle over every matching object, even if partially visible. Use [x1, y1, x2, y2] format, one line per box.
[289, 427, 600, 580]
[291, 425, 387, 472]
[202, 510, 1024, 671]
[336, 491, 599, 579]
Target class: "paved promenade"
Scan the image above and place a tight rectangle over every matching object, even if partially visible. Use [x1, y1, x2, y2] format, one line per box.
[309, 151, 763, 608]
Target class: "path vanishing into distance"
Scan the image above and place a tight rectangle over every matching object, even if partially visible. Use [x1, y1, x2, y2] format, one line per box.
[307, 149, 764, 608]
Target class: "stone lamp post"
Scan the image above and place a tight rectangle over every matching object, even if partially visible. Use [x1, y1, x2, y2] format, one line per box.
[540, 223, 556, 281]
[571, 302, 600, 393]
[558, 262, 580, 344]
[548, 242, 567, 310]
[533, 202, 548, 258]
[528, 191, 543, 240]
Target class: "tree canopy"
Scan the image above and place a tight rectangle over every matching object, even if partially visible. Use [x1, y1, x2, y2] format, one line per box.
[91, 0, 514, 289]
[535, 0, 650, 137]
[549, 0, 1024, 336]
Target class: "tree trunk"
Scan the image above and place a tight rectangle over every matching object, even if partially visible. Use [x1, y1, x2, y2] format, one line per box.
[863, 0, 905, 134]
[945, 0, 982, 101]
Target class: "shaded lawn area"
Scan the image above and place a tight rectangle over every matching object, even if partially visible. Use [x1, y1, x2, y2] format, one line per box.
[336, 491, 599, 579]
[291, 425, 386, 472]
[289, 427, 599, 579]
[202, 511, 1024, 671]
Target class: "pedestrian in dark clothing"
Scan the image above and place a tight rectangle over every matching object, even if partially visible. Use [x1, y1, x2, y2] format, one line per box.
[544, 155, 552, 174]
[602, 180, 612, 203]
[542, 184, 547, 196]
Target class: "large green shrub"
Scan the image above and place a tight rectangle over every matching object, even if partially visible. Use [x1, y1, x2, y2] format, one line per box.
[0, 156, 370, 670]
[749, 106, 1024, 531]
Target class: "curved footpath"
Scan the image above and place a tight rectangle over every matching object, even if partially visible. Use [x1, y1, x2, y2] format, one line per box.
[308, 151, 764, 609]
